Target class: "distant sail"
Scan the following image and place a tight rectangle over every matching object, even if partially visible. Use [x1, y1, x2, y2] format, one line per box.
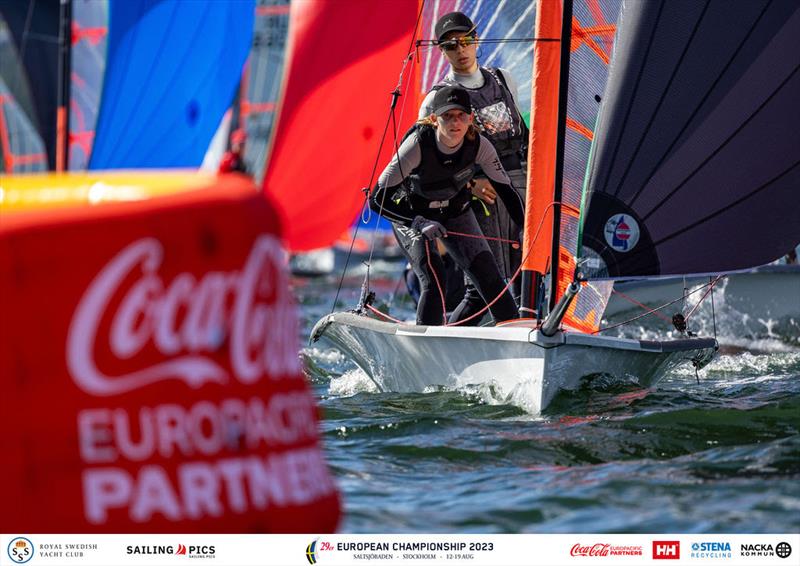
[263, 0, 419, 252]
[0, 76, 47, 173]
[1, 0, 60, 170]
[580, 0, 800, 278]
[89, 0, 253, 169]
[69, 1, 108, 170]
[241, 0, 291, 184]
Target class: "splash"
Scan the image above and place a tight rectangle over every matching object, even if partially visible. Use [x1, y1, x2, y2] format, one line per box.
[329, 368, 380, 397]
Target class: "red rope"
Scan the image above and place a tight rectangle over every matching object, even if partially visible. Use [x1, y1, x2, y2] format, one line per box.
[366, 304, 404, 323]
[446, 201, 564, 327]
[610, 288, 672, 323]
[447, 230, 521, 249]
[424, 240, 449, 325]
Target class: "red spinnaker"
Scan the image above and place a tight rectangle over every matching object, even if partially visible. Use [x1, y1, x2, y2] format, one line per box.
[263, 0, 420, 251]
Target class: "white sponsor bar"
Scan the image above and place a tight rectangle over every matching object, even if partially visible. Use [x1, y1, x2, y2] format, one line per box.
[1, 533, 798, 566]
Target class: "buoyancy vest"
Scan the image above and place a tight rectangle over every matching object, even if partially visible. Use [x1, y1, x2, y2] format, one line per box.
[407, 124, 479, 204]
[434, 68, 527, 162]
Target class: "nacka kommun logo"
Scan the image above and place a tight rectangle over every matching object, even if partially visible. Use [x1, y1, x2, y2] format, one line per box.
[7, 538, 34, 564]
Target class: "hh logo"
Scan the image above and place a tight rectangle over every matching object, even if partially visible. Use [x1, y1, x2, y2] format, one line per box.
[652, 541, 680, 560]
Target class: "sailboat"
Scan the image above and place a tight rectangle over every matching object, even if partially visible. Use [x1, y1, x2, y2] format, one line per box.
[311, 0, 800, 413]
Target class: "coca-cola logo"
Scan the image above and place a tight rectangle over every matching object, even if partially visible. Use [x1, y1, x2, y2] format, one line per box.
[570, 543, 644, 558]
[67, 235, 300, 396]
[571, 544, 610, 557]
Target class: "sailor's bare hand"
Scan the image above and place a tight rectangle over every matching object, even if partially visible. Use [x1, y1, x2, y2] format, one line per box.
[470, 178, 496, 204]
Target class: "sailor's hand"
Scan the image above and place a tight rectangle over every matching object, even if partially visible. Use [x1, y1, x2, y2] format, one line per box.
[411, 216, 448, 241]
[469, 178, 496, 204]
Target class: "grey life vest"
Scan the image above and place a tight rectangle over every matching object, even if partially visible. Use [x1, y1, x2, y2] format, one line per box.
[434, 67, 526, 160]
[407, 125, 478, 202]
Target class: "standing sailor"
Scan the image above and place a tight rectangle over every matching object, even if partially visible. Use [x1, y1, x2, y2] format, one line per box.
[419, 11, 529, 322]
[370, 86, 522, 326]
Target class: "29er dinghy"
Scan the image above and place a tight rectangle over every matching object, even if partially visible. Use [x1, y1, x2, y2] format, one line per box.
[313, 0, 800, 413]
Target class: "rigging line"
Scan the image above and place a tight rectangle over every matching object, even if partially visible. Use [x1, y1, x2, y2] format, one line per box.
[628, 0, 773, 209]
[608, 0, 711, 202]
[592, 277, 719, 334]
[366, 303, 404, 323]
[417, 37, 557, 46]
[446, 200, 563, 327]
[600, 0, 667, 199]
[709, 276, 718, 342]
[18, 0, 37, 62]
[651, 158, 800, 248]
[421, 0, 440, 93]
[610, 288, 672, 323]
[363, 49, 418, 267]
[343, 0, 426, 313]
[425, 239, 448, 325]
[329, 90, 398, 316]
[684, 275, 723, 321]
[642, 62, 800, 222]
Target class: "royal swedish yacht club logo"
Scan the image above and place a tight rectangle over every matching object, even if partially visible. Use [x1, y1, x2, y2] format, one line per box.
[7, 538, 34, 564]
[604, 213, 640, 252]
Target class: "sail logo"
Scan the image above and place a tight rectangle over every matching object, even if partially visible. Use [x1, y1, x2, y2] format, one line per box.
[604, 213, 640, 252]
[67, 235, 300, 396]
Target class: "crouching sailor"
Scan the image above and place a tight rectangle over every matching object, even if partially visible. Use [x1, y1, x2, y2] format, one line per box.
[370, 86, 522, 326]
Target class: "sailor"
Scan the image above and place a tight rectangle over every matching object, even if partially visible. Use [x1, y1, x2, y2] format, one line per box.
[218, 128, 249, 174]
[419, 11, 529, 322]
[370, 86, 522, 326]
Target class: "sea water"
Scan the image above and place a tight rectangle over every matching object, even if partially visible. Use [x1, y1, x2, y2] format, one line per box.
[296, 269, 800, 533]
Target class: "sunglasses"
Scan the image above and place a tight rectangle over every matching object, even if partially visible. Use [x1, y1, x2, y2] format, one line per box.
[439, 35, 477, 52]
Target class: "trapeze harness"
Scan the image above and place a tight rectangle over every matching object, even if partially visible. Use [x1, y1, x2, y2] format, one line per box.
[433, 67, 527, 172]
[371, 125, 480, 224]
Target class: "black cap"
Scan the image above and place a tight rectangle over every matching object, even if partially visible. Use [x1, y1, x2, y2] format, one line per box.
[434, 12, 475, 42]
[432, 86, 471, 116]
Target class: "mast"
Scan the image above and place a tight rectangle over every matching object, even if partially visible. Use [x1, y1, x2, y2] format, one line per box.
[548, 0, 573, 312]
[55, 0, 72, 172]
[520, 0, 569, 318]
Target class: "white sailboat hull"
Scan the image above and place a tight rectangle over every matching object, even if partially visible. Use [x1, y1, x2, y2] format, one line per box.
[312, 313, 716, 414]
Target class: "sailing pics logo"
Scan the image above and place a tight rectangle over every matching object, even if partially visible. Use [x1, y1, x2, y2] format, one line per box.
[604, 213, 640, 252]
[7, 538, 34, 564]
[126, 544, 215, 558]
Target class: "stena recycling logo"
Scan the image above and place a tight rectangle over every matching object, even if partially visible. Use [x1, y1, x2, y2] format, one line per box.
[66, 235, 300, 396]
[7, 538, 34, 564]
[604, 213, 640, 252]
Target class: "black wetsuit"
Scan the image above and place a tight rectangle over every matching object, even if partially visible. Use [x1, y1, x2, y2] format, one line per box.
[421, 68, 529, 321]
[370, 125, 523, 326]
